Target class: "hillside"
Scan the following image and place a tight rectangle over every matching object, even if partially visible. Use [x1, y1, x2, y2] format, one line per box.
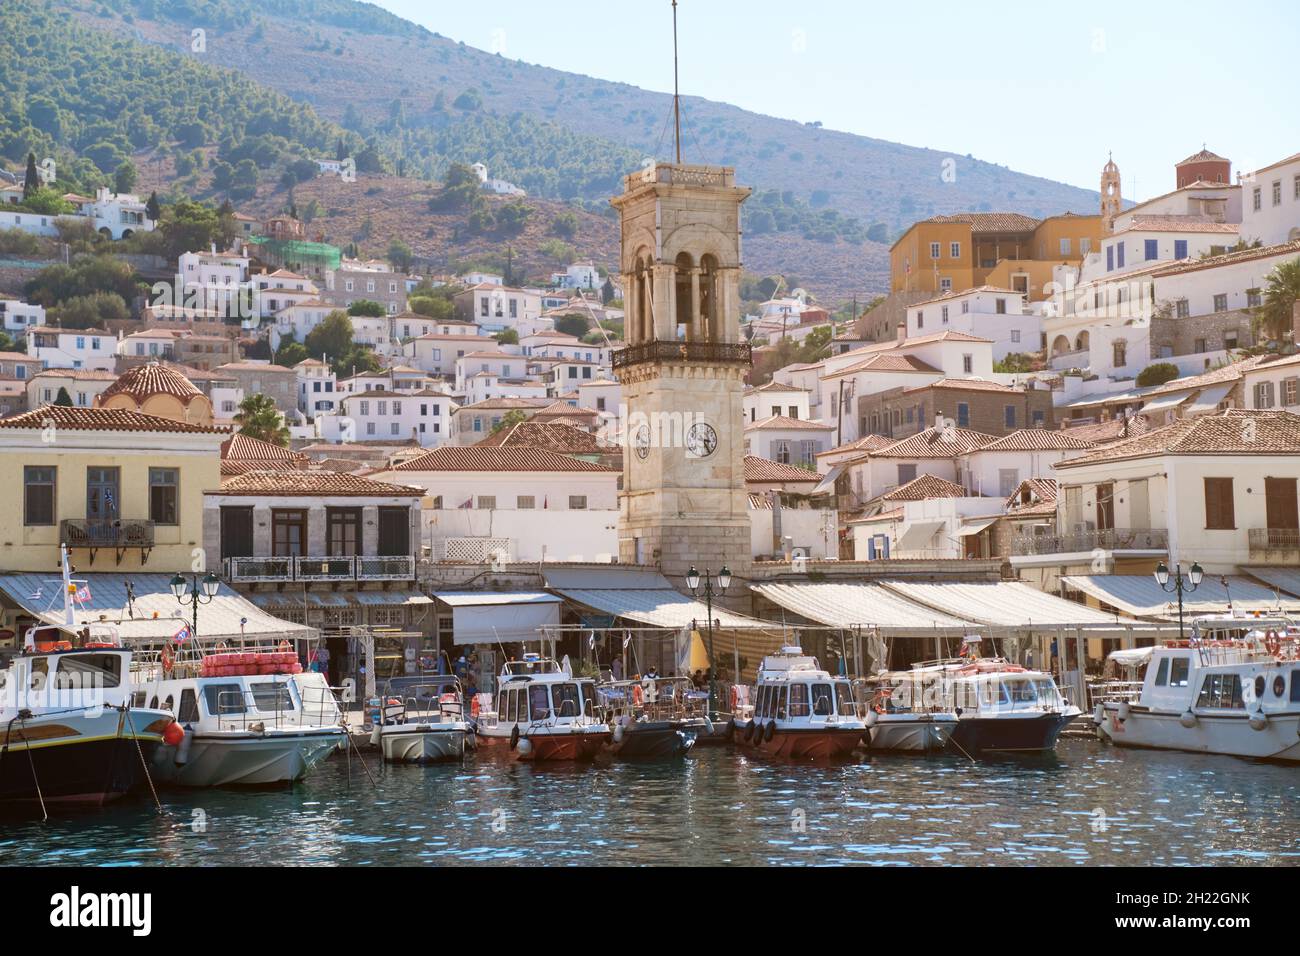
[34, 0, 1098, 299]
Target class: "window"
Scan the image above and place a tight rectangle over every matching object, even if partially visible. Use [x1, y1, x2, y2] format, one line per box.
[998, 469, 1019, 497]
[272, 509, 307, 556]
[1273, 180, 1282, 206]
[1010, 329, 1020, 344]
[1247, 288, 1262, 308]
[1253, 187, 1262, 211]
[1169, 657, 1190, 687]
[1059, 237, 1071, 256]
[929, 242, 940, 259]
[916, 310, 923, 329]
[994, 298, 1006, 315]
[961, 300, 969, 314]
[52, 652, 122, 690]
[1096, 482, 1115, 530]
[517, 496, 535, 510]
[476, 496, 496, 510]
[1197, 673, 1244, 709]
[1081, 238, 1091, 255]
[897, 463, 916, 485]
[24, 466, 55, 526]
[1144, 239, 1158, 261]
[149, 468, 179, 525]
[1154, 657, 1170, 686]
[250, 682, 296, 713]
[1116, 243, 1125, 268]
[1213, 293, 1228, 312]
[568, 496, 588, 510]
[1204, 477, 1235, 530]
[962, 354, 973, 374]
[1255, 381, 1276, 408]
[773, 440, 791, 464]
[941, 306, 949, 324]
[956, 403, 969, 427]
[1176, 299, 1189, 318]
[1174, 239, 1188, 259]
[939, 277, 951, 292]
[1113, 340, 1127, 368]
[1003, 405, 1016, 428]
[1285, 378, 1298, 406]
[788, 683, 810, 718]
[950, 241, 960, 258]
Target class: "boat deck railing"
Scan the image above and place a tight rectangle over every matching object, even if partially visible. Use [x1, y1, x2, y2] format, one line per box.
[206, 681, 341, 733]
[598, 677, 710, 722]
[375, 679, 466, 725]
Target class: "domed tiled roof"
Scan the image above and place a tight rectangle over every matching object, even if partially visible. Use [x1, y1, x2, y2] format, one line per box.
[101, 362, 204, 405]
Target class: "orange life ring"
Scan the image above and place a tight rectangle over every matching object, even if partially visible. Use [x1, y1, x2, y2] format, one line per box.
[1265, 630, 1282, 657]
[470, 695, 481, 717]
[632, 684, 644, 706]
[873, 687, 892, 714]
[161, 643, 175, 675]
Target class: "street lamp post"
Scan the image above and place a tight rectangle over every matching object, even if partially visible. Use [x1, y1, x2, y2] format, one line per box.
[1154, 560, 1203, 641]
[171, 571, 221, 638]
[686, 564, 730, 716]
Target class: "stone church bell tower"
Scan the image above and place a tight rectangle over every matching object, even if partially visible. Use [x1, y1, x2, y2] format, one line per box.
[610, 162, 753, 586]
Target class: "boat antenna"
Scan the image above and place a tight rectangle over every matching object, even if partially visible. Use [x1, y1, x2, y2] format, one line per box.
[672, 0, 682, 164]
[59, 543, 75, 627]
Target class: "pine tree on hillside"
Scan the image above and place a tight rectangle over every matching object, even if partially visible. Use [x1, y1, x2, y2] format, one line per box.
[23, 153, 39, 199]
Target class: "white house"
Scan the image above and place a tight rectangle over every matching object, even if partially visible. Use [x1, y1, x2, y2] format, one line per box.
[371, 445, 620, 563]
[0, 297, 45, 334]
[463, 373, 550, 406]
[295, 358, 339, 418]
[744, 380, 812, 423]
[253, 270, 320, 320]
[77, 187, 153, 239]
[742, 415, 834, 467]
[403, 333, 502, 379]
[25, 368, 118, 408]
[906, 287, 1041, 361]
[454, 351, 531, 393]
[176, 248, 252, 317]
[551, 261, 601, 291]
[962, 428, 1099, 499]
[469, 163, 526, 198]
[319, 388, 455, 447]
[1242, 353, 1300, 413]
[26, 327, 116, 370]
[1240, 152, 1300, 246]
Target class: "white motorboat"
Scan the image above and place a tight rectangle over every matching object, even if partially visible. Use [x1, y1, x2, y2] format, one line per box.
[861, 669, 957, 753]
[942, 658, 1081, 754]
[598, 676, 711, 759]
[369, 679, 473, 763]
[132, 642, 346, 788]
[1096, 614, 1300, 762]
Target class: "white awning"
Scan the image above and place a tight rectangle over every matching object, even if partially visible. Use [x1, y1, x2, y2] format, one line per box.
[1140, 392, 1189, 413]
[1184, 383, 1232, 416]
[552, 587, 769, 630]
[1061, 574, 1300, 619]
[1107, 646, 1154, 667]
[811, 463, 846, 497]
[352, 591, 434, 606]
[435, 592, 561, 645]
[896, 520, 944, 551]
[750, 582, 976, 635]
[956, 516, 1000, 537]
[882, 579, 1137, 630]
[1244, 567, 1300, 599]
[0, 573, 314, 643]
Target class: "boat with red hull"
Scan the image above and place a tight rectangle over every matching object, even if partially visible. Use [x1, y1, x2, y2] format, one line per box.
[732, 646, 866, 761]
[474, 655, 611, 762]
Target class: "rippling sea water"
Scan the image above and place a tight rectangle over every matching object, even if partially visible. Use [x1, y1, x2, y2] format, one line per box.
[1, 739, 1297, 866]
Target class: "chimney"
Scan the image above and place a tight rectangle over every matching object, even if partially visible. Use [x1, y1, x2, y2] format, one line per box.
[935, 412, 945, 431]
[896, 322, 906, 343]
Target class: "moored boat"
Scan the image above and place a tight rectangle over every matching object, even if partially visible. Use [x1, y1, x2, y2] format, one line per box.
[941, 658, 1080, 754]
[862, 669, 957, 753]
[731, 646, 865, 760]
[474, 654, 610, 761]
[600, 676, 711, 759]
[1096, 614, 1300, 762]
[370, 679, 473, 763]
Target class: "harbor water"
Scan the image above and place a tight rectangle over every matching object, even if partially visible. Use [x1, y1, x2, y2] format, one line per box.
[1, 739, 1297, 866]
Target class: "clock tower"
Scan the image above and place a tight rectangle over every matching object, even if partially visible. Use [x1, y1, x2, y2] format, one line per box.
[611, 162, 752, 585]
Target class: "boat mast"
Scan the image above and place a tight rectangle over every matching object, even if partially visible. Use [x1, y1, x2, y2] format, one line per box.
[59, 543, 75, 627]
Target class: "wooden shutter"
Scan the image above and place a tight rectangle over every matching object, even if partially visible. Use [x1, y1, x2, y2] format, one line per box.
[1204, 477, 1235, 530]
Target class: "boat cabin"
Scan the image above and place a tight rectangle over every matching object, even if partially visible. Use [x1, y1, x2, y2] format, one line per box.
[751, 647, 857, 724]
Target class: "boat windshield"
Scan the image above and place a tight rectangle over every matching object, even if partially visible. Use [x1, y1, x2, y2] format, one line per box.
[580, 682, 598, 718]
[551, 682, 581, 718]
[834, 681, 856, 718]
[250, 681, 296, 713]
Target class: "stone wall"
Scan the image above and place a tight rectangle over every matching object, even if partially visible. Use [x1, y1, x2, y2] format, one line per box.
[1150, 309, 1256, 356]
[856, 384, 1055, 439]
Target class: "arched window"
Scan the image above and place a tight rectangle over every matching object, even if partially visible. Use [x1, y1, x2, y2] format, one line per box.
[699, 254, 719, 342]
[674, 252, 695, 341]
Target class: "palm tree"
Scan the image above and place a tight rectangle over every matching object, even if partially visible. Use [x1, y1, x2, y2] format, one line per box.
[234, 394, 290, 446]
[1259, 258, 1300, 342]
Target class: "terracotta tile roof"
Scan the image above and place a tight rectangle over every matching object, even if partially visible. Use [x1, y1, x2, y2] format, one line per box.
[215, 470, 422, 497]
[1152, 239, 1300, 277]
[101, 362, 204, 404]
[905, 377, 1018, 394]
[872, 425, 998, 458]
[532, 401, 599, 419]
[29, 368, 119, 381]
[0, 405, 226, 433]
[221, 458, 304, 476]
[974, 429, 1098, 451]
[1147, 355, 1268, 396]
[880, 474, 968, 501]
[742, 456, 822, 483]
[747, 380, 811, 395]
[221, 432, 309, 463]
[1004, 477, 1058, 516]
[1118, 215, 1239, 235]
[1056, 410, 1300, 468]
[383, 446, 618, 473]
[745, 414, 835, 432]
[0, 351, 38, 362]
[1056, 416, 1153, 445]
[1177, 148, 1229, 165]
[817, 434, 895, 457]
[922, 212, 1041, 233]
[456, 397, 551, 411]
[912, 286, 1025, 308]
[474, 420, 614, 453]
[213, 362, 293, 373]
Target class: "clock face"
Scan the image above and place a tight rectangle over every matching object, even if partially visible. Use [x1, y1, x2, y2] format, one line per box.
[685, 422, 718, 458]
[633, 424, 651, 460]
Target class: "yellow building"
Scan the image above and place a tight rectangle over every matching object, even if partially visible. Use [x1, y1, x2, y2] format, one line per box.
[96, 361, 215, 426]
[890, 212, 1104, 302]
[0, 405, 226, 573]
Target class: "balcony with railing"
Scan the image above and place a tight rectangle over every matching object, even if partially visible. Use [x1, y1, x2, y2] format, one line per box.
[1010, 527, 1168, 557]
[224, 554, 415, 583]
[612, 340, 752, 369]
[60, 518, 155, 564]
[1248, 528, 1300, 564]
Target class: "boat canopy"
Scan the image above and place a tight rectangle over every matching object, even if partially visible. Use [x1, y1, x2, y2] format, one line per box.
[1106, 646, 1155, 667]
